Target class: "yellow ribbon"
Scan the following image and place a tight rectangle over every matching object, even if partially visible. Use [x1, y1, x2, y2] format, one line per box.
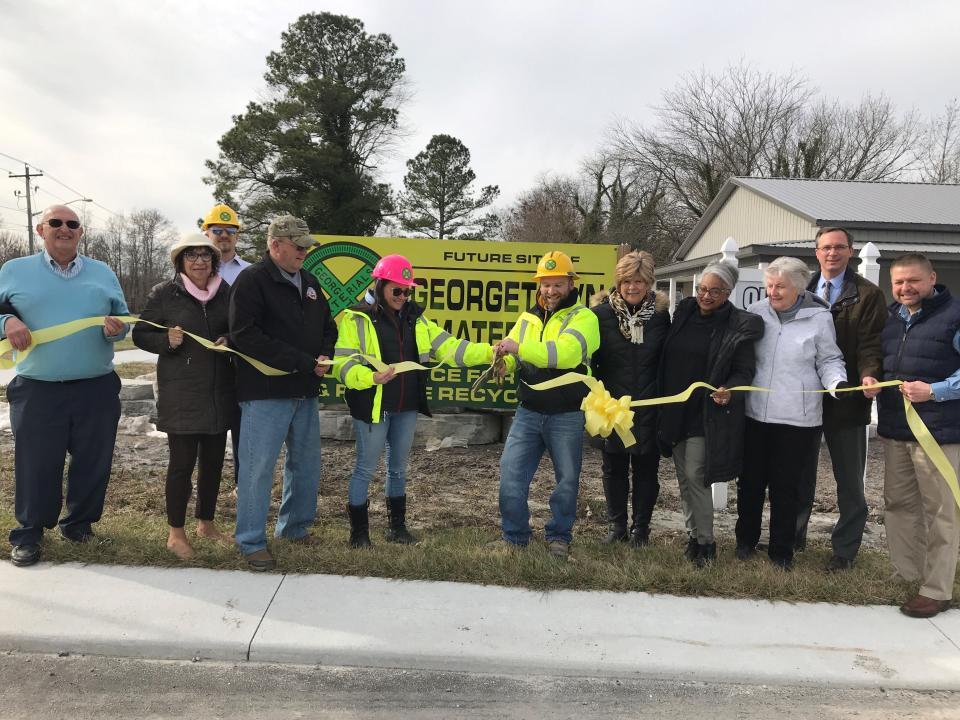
[0, 315, 430, 378]
[526, 374, 960, 511]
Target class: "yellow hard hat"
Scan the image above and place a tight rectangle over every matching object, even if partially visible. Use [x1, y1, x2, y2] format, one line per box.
[532, 251, 578, 280]
[201, 203, 241, 231]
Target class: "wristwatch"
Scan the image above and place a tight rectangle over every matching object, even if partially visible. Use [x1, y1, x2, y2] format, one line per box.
[929, 389, 937, 402]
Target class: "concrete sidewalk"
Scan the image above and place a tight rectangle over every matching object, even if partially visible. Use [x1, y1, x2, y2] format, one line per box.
[1, 563, 958, 689]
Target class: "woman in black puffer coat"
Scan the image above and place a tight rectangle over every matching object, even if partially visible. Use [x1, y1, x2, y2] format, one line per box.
[658, 260, 763, 567]
[133, 234, 236, 560]
[590, 251, 670, 546]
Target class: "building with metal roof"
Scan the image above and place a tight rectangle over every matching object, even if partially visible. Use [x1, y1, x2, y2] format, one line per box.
[656, 177, 960, 302]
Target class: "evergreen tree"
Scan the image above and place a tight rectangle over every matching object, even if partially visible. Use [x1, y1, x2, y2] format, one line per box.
[399, 134, 499, 239]
[204, 12, 406, 236]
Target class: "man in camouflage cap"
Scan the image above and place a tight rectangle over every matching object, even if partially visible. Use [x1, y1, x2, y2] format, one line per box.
[228, 214, 337, 571]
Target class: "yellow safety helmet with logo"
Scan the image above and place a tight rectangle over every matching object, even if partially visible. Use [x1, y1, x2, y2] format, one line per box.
[532, 251, 578, 280]
[201, 203, 241, 231]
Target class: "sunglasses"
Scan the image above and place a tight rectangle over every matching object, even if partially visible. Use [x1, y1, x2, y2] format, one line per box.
[391, 287, 413, 298]
[184, 250, 214, 262]
[209, 227, 238, 237]
[47, 219, 81, 229]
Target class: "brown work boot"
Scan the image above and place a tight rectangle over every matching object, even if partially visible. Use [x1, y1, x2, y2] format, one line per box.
[244, 549, 276, 572]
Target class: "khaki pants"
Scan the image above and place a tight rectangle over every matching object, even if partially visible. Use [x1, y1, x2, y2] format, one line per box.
[673, 437, 713, 544]
[883, 439, 960, 601]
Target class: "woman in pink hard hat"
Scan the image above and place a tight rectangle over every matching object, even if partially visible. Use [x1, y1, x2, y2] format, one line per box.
[333, 254, 495, 547]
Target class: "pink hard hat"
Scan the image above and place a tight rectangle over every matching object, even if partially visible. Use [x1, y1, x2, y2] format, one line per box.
[371, 254, 416, 286]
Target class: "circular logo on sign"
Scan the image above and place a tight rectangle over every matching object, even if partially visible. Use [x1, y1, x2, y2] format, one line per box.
[545, 259, 557, 270]
[302, 241, 382, 318]
[401, 267, 412, 279]
[219, 211, 231, 221]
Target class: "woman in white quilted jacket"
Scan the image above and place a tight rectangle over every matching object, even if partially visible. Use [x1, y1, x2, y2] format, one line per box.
[735, 256, 848, 571]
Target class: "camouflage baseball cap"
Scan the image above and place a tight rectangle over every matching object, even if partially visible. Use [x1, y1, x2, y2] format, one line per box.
[268, 215, 314, 248]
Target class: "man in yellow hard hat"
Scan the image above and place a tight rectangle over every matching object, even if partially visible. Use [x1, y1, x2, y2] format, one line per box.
[201, 203, 249, 285]
[492, 250, 600, 561]
[201, 203, 248, 490]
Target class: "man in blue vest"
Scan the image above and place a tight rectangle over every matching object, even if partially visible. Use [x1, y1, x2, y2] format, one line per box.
[864, 253, 960, 618]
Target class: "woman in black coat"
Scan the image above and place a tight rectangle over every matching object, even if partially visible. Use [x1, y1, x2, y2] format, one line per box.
[658, 261, 763, 566]
[591, 251, 670, 546]
[132, 234, 236, 560]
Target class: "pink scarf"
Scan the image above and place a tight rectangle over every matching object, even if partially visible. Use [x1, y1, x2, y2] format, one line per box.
[180, 272, 222, 303]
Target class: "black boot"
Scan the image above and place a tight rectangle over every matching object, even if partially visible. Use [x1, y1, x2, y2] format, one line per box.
[601, 454, 629, 544]
[694, 542, 717, 568]
[604, 522, 629, 544]
[629, 526, 650, 547]
[385, 495, 417, 544]
[627, 453, 659, 548]
[347, 502, 371, 548]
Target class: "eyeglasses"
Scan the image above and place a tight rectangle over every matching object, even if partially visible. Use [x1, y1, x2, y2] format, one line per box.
[817, 244, 851, 253]
[184, 250, 214, 262]
[46, 219, 81, 230]
[391, 287, 413, 298]
[695, 285, 728, 299]
[209, 227, 238, 237]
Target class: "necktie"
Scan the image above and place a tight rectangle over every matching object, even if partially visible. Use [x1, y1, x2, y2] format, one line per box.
[820, 281, 831, 305]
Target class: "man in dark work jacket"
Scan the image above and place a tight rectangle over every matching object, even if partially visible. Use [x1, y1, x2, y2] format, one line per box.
[796, 227, 886, 572]
[229, 215, 337, 571]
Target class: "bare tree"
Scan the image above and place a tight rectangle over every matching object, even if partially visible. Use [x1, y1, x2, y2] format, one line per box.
[765, 95, 919, 181]
[502, 176, 582, 245]
[919, 99, 960, 183]
[614, 63, 812, 218]
[829, 94, 920, 180]
[123, 209, 176, 311]
[0, 230, 25, 268]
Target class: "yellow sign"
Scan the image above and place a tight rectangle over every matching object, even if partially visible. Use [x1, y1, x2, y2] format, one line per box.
[304, 236, 617, 408]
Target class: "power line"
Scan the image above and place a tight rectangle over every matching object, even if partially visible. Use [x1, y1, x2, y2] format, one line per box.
[0, 151, 121, 219]
[0, 151, 29, 166]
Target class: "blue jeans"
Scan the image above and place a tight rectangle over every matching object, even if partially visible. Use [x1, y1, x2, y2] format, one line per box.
[498, 407, 584, 545]
[235, 397, 321, 555]
[349, 410, 418, 505]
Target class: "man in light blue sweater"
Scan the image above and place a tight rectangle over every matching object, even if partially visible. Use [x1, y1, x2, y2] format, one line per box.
[0, 205, 129, 567]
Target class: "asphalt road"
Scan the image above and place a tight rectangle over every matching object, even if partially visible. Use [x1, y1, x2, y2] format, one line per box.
[0, 652, 957, 719]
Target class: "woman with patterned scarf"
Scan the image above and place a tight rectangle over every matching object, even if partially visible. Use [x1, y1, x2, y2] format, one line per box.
[590, 251, 670, 546]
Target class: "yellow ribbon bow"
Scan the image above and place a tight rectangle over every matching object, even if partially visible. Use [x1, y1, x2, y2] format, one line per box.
[526, 373, 960, 511]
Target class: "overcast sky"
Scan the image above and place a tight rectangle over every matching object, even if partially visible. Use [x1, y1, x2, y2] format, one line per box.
[1, 0, 958, 239]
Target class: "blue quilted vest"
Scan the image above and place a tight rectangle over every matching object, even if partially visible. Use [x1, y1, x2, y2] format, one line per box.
[877, 286, 960, 444]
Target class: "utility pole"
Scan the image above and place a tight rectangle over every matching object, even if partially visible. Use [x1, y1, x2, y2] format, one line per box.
[9, 164, 42, 254]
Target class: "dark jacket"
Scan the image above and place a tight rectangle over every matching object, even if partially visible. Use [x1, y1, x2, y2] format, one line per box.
[132, 276, 235, 434]
[658, 297, 763, 484]
[228, 254, 337, 402]
[878, 286, 960, 445]
[807, 268, 887, 429]
[590, 291, 670, 455]
[343, 300, 432, 424]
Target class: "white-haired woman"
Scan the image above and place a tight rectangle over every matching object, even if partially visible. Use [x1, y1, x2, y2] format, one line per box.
[590, 251, 670, 546]
[658, 261, 763, 566]
[736, 256, 848, 570]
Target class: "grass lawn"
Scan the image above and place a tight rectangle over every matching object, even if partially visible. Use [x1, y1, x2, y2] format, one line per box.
[114, 362, 156, 379]
[0, 443, 938, 606]
[112, 337, 137, 352]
